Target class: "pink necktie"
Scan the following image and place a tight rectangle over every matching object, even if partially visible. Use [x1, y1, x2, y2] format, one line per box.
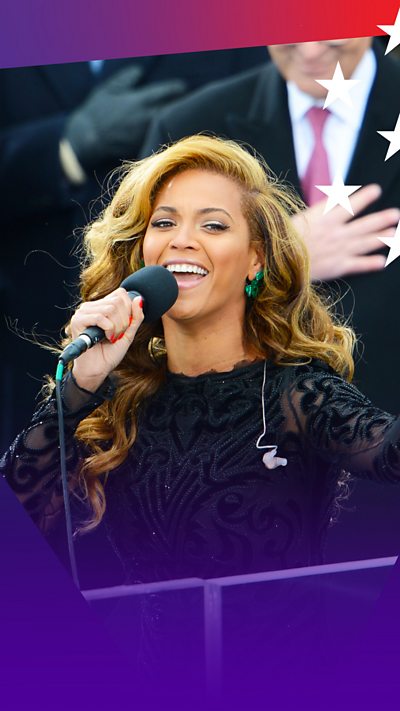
[301, 106, 331, 206]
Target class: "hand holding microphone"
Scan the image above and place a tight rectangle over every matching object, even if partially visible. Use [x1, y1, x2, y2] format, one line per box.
[62, 266, 178, 393]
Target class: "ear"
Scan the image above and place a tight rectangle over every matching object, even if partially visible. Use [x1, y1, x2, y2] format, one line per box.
[247, 247, 265, 280]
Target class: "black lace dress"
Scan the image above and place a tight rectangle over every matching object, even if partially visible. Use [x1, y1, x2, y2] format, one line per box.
[2, 358, 400, 583]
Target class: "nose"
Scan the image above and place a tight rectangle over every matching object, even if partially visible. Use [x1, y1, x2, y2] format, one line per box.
[168, 225, 199, 251]
[295, 42, 326, 61]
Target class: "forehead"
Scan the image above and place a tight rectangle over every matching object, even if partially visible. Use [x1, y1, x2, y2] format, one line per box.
[269, 37, 370, 59]
[153, 169, 244, 207]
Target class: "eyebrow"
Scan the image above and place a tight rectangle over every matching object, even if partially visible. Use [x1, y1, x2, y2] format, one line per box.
[152, 206, 233, 220]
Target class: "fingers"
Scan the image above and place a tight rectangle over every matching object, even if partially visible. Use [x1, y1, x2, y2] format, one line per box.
[327, 184, 383, 223]
[343, 254, 387, 276]
[345, 207, 400, 239]
[350, 235, 386, 257]
[104, 74, 186, 104]
[295, 187, 400, 280]
[331, 207, 399, 264]
[307, 184, 383, 225]
[103, 64, 144, 92]
[351, 228, 397, 257]
[114, 296, 144, 342]
[114, 296, 145, 344]
[135, 79, 187, 105]
[297, 184, 391, 231]
[70, 295, 144, 392]
[346, 184, 382, 218]
[70, 288, 136, 342]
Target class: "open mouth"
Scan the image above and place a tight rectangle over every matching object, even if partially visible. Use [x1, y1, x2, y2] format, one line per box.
[164, 263, 209, 287]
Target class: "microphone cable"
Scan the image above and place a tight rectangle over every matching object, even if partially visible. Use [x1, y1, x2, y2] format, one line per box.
[52, 265, 178, 588]
[55, 359, 80, 589]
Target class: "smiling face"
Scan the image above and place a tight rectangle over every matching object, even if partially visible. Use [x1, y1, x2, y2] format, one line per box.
[268, 38, 372, 98]
[142, 169, 263, 328]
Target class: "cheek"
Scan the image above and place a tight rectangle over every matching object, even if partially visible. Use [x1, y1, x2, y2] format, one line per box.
[212, 247, 249, 288]
[268, 51, 293, 81]
[142, 233, 159, 262]
[297, 77, 328, 98]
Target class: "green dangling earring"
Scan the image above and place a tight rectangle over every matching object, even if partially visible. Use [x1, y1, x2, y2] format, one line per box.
[139, 259, 145, 269]
[245, 270, 265, 299]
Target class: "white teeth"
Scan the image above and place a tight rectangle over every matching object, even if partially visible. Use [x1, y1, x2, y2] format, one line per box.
[165, 264, 208, 276]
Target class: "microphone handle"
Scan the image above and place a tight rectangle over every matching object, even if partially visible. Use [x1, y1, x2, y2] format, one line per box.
[59, 290, 142, 365]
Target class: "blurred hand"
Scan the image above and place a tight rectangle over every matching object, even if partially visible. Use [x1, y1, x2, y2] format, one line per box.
[70, 289, 144, 393]
[291, 184, 400, 281]
[65, 65, 186, 170]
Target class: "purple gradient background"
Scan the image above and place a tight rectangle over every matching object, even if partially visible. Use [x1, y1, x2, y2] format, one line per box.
[0, 0, 398, 68]
[0, 475, 133, 708]
[1, 0, 400, 708]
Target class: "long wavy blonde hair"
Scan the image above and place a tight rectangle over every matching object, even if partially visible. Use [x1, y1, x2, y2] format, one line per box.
[64, 134, 355, 530]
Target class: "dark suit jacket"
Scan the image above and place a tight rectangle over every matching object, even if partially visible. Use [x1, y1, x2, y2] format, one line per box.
[0, 47, 268, 447]
[143, 45, 400, 412]
[0, 49, 268, 218]
[142, 45, 400, 562]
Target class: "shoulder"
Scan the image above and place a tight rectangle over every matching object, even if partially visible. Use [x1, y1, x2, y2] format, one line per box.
[271, 357, 358, 401]
[273, 358, 378, 418]
[136, 47, 268, 86]
[373, 38, 400, 73]
[371, 40, 400, 97]
[286, 358, 354, 391]
[270, 357, 338, 380]
[152, 64, 268, 130]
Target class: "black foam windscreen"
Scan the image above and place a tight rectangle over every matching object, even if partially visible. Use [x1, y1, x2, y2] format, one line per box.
[120, 265, 178, 322]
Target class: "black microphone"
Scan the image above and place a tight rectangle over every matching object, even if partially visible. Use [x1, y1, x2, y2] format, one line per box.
[59, 265, 178, 365]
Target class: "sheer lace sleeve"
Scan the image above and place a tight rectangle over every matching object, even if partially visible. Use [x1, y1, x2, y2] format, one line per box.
[282, 361, 400, 483]
[0, 372, 116, 533]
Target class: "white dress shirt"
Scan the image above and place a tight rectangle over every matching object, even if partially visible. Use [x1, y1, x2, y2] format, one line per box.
[287, 48, 377, 182]
[89, 59, 104, 75]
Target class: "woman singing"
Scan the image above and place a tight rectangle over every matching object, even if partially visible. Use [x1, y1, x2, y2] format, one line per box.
[2, 135, 400, 585]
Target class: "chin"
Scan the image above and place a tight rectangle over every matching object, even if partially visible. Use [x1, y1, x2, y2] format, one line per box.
[297, 77, 328, 100]
[164, 304, 201, 322]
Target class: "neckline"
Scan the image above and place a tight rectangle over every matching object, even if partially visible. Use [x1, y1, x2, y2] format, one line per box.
[166, 359, 267, 384]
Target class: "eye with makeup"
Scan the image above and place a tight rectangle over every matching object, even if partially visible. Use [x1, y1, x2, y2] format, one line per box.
[150, 218, 175, 229]
[149, 217, 229, 233]
[202, 220, 229, 233]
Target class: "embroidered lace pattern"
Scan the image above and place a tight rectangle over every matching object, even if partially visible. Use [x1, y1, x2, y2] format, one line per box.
[2, 360, 400, 582]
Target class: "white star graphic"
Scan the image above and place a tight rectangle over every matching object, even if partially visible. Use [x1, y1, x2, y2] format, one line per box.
[315, 62, 360, 109]
[315, 174, 362, 215]
[377, 113, 400, 161]
[378, 219, 400, 267]
[378, 8, 400, 55]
